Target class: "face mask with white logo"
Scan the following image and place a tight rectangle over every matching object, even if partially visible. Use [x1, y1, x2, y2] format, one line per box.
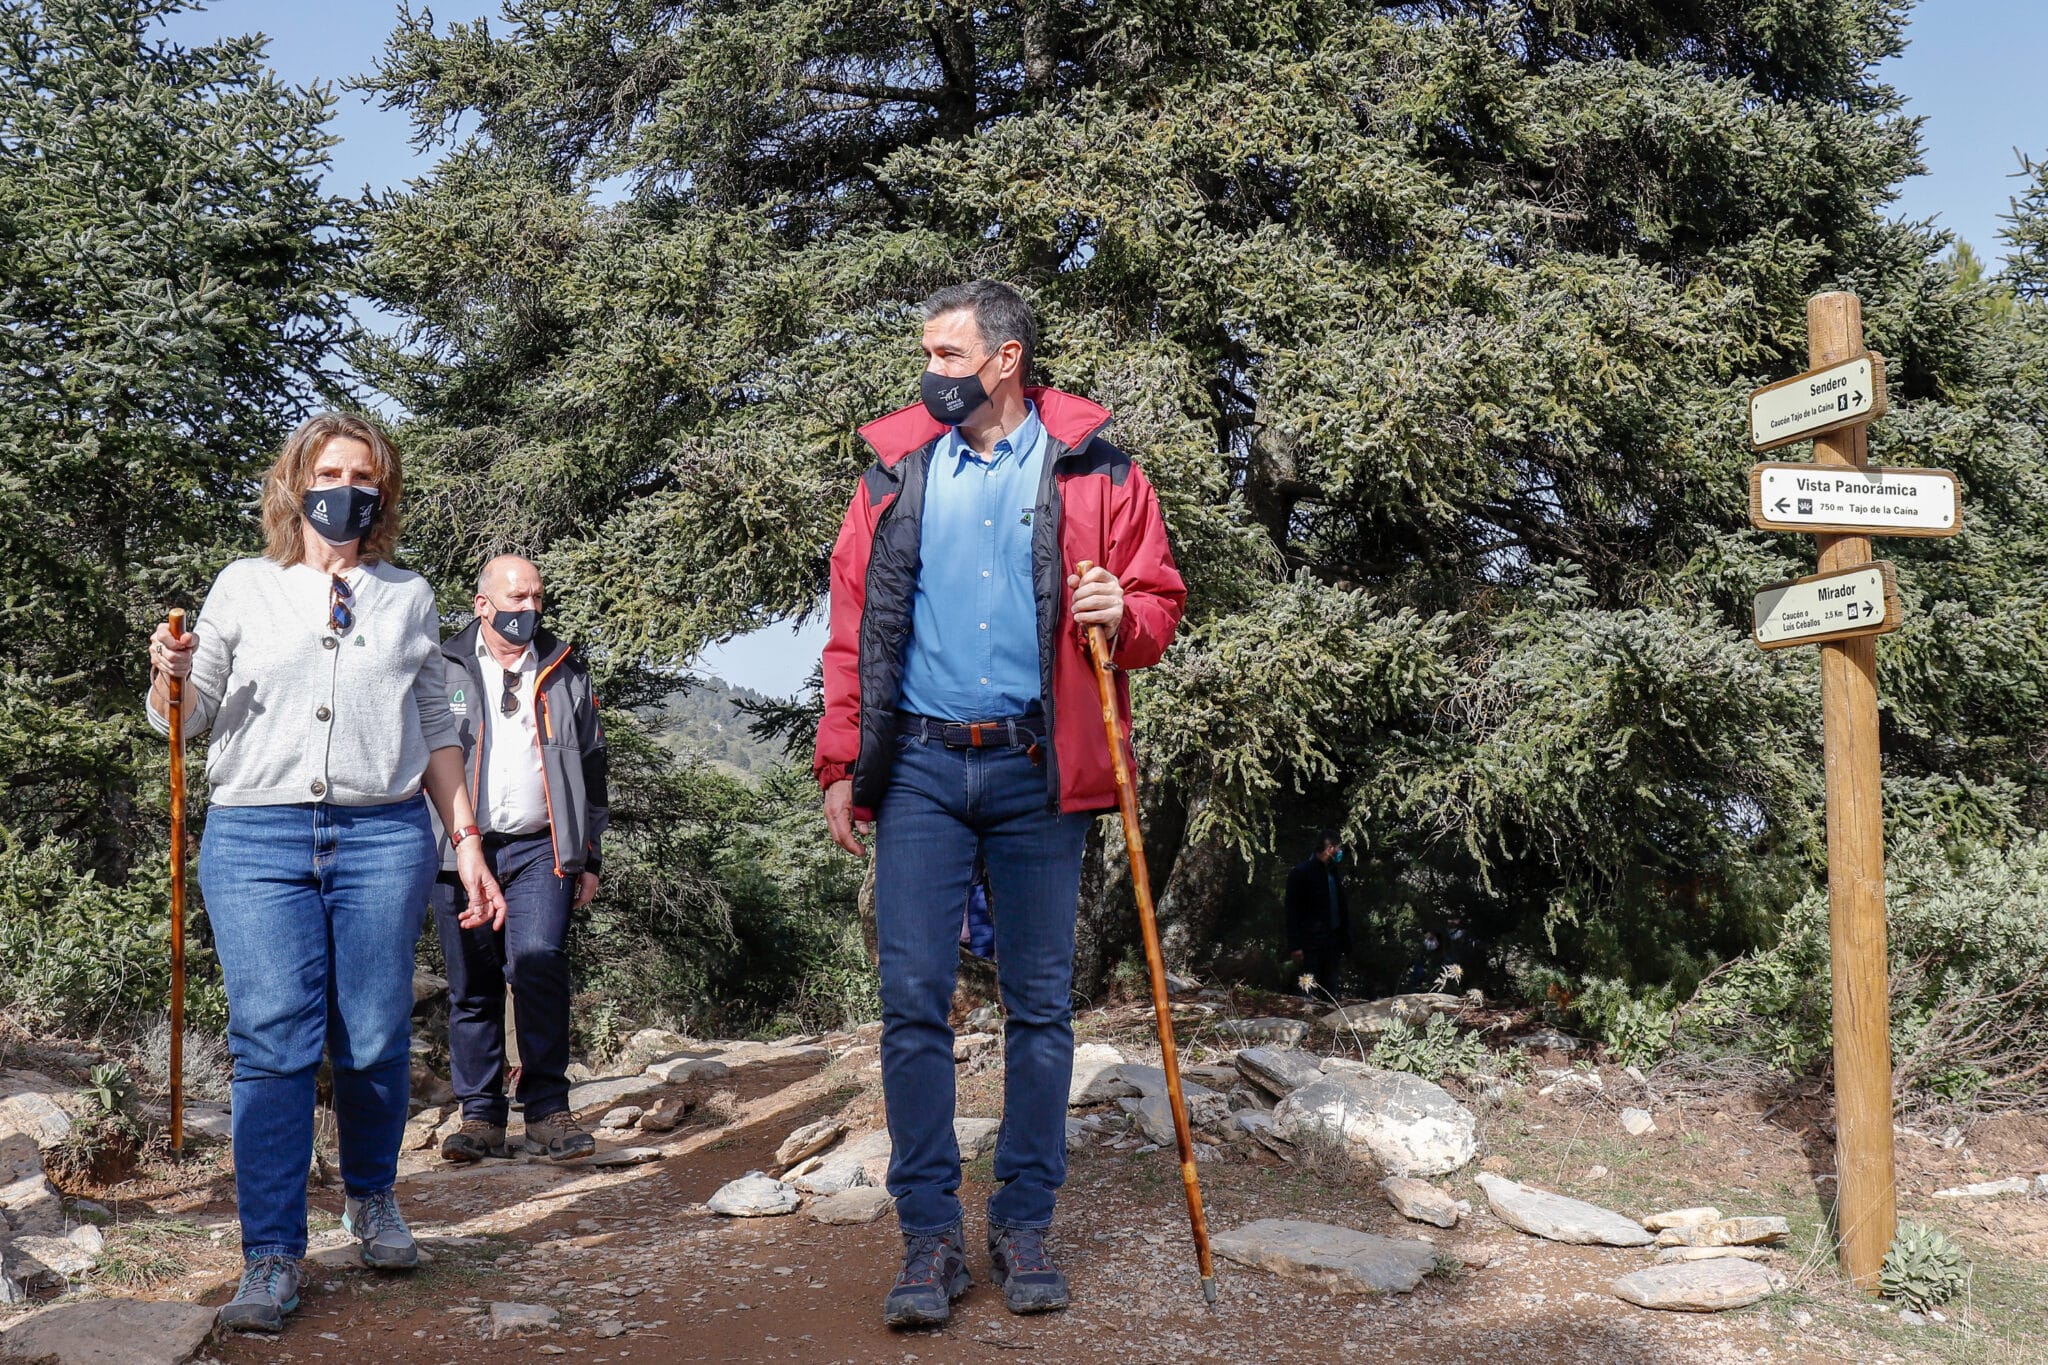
[302, 485, 381, 544]
[920, 353, 997, 426]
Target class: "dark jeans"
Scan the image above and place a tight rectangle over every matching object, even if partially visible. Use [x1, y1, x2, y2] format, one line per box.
[431, 831, 574, 1126]
[198, 799, 434, 1259]
[875, 724, 1093, 1235]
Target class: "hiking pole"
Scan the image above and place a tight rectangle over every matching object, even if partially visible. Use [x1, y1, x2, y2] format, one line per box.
[165, 609, 187, 1157]
[1074, 562, 1216, 1304]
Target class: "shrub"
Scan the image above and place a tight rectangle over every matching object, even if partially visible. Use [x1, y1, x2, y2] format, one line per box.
[1677, 832, 2048, 1117]
[1369, 1013, 1487, 1081]
[1879, 1223, 1968, 1310]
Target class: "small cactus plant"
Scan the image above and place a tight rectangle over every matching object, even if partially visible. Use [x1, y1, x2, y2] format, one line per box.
[1878, 1222, 1967, 1310]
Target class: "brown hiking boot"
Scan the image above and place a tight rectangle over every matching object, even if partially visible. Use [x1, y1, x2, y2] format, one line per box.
[440, 1118, 507, 1163]
[522, 1111, 596, 1160]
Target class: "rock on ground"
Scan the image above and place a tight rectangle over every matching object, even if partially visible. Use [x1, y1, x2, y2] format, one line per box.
[598, 1106, 642, 1130]
[402, 1105, 449, 1151]
[1643, 1206, 1722, 1231]
[1620, 1107, 1655, 1137]
[809, 1186, 895, 1225]
[954, 1117, 1000, 1161]
[614, 1028, 693, 1073]
[1379, 1177, 1460, 1228]
[488, 1301, 560, 1338]
[1212, 1219, 1441, 1295]
[1475, 1174, 1654, 1247]
[953, 1032, 998, 1062]
[646, 1056, 731, 1085]
[1320, 994, 1464, 1035]
[1654, 1217, 1788, 1248]
[1068, 1043, 1135, 1106]
[1115, 1065, 1228, 1126]
[1234, 1047, 1325, 1098]
[580, 1146, 662, 1168]
[1932, 1177, 2033, 1199]
[0, 1079, 75, 1149]
[775, 1118, 846, 1168]
[786, 1131, 892, 1195]
[1656, 1246, 1773, 1264]
[9, 1234, 95, 1282]
[636, 1096, 690, 1132]
[1613, 1259, 1777, 1312]
[1271, 1070, 1477, 1177]
[707, 1172, 801, 1218]
[1213, 1018, 1311, 1047]
[0, 1297, 218, 1364]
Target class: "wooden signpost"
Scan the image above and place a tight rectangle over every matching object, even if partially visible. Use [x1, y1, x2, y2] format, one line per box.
[1743, 293, 1963, 1288]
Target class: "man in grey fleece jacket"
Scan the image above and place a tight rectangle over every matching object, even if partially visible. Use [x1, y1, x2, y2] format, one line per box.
[429, 555, 609, 1162]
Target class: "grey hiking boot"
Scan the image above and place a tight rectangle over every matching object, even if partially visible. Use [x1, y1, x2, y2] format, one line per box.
[342, 1188, 418, 1270]
[441, 1118, 508, 1163]
[883, 1222, 970, 1329]
[523, 1110, 596, 1160]
[988, 1225, 1070, 1314]
[217, 1253, 302, 1333]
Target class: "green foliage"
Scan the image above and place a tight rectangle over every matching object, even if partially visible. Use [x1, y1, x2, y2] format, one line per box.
[0, 834, 225, 1035]
[1569, 978, 1678, 1068]
[1679, 831, 2048, 1114]
[1368, 1012, 1487, 1082]
[77, 1062, 135, 1122]
[1880, 1223, 1968, 1311]
[0, 1, 351, 1040]
[351, 0, 2048, 1003]
[647, 679, 788, 777]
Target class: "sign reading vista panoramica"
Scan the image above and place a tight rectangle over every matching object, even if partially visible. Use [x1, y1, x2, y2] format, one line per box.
[1748, 463, 1961, 537]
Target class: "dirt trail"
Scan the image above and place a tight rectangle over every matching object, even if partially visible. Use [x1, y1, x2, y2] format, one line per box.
[176, 1056, 1830, 1365]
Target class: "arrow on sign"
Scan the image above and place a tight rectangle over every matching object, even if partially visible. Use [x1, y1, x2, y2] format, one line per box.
[1773, 497, 1791, 513]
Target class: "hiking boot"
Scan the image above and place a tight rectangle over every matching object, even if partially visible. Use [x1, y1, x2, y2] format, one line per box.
[342, 1188, 419, 1270]
[883, 1222, 970, 1329]
[441, 1118, 508, 1163]
[523, 1110, 596, 1160]
[217, 1253, 302, 1333]
[988, 1225, 1070, 1314]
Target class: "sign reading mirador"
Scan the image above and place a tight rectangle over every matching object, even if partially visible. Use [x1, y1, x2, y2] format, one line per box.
[1749, 354, 1885, 452]
[1752, 562, 1900, 651]
[1748, 463, 1960, 537]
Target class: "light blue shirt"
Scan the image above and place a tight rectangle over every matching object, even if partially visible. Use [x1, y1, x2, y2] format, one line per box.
[897, 403, 1046, 721]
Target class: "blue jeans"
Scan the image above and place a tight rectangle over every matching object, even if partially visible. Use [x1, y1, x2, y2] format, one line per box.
[431, 832, 574, 1126]
[198, 799, 435, 1260]
[875, 725, 1093, 1235]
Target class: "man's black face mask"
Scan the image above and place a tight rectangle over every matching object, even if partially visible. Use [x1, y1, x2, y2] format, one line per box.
[920, 352, 998, 426]
[492, 605, 541, 646]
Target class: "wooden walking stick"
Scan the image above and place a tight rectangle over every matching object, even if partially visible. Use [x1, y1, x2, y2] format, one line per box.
[165, 609, 187, 1156]
[1075, 562, 1216, 1304]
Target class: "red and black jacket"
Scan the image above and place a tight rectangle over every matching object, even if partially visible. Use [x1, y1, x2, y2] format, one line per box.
[815, 386, 1186, 816]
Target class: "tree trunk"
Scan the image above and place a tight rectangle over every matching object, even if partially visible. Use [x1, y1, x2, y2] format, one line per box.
[1153, 797, 1238, 973]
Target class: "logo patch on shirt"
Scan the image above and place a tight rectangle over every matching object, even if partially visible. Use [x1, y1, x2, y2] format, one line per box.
[1019, 508, 1033, 526]
[450, 688, 467, 716]
[353, 635, 366, 646]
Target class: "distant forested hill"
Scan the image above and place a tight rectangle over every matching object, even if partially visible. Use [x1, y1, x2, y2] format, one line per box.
[645, 680, 786, 778]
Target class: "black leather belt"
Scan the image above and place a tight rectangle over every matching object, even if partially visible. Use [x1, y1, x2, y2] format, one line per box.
[898, 711, 1046, 749]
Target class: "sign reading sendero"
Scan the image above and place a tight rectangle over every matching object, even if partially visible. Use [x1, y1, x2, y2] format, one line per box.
[1752, 562, 1900, 651]
[1749, 354, 1886, 452]
[1748, 463, 1960, 538]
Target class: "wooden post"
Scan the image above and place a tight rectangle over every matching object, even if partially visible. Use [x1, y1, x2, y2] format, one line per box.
[1808, 292, 1895, 1286]
[166, 609, 188, 1157]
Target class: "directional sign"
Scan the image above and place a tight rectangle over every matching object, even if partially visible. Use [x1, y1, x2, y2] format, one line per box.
[1748, 463, 1960, 538]
[1752, 561, 1901, 651]
[1748, 353, 1886, 452]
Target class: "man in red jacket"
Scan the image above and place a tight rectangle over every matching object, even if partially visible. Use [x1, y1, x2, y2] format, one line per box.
[816, 281, 1185, 1328]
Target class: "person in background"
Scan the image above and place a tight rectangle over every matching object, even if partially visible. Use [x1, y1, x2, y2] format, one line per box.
[146, 412, 505, 1336]
[431, 555, 608, 1164]
[1284, 829, 1351, 997]
[1402, 927, 1449, 993]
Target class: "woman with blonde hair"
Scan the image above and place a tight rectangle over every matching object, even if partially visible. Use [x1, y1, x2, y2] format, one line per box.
[147, 412, 506, 1334]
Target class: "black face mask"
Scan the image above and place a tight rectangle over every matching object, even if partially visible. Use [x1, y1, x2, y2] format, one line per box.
[920, 354, 997, 427]
[302, 485, 381, 544]
[491, 605, 541, 646]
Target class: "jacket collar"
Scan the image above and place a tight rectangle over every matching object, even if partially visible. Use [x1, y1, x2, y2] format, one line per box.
[858, 385, 1111, 470]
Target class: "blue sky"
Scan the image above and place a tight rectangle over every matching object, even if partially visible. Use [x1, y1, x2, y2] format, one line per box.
[157, 0, 2048, 695]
